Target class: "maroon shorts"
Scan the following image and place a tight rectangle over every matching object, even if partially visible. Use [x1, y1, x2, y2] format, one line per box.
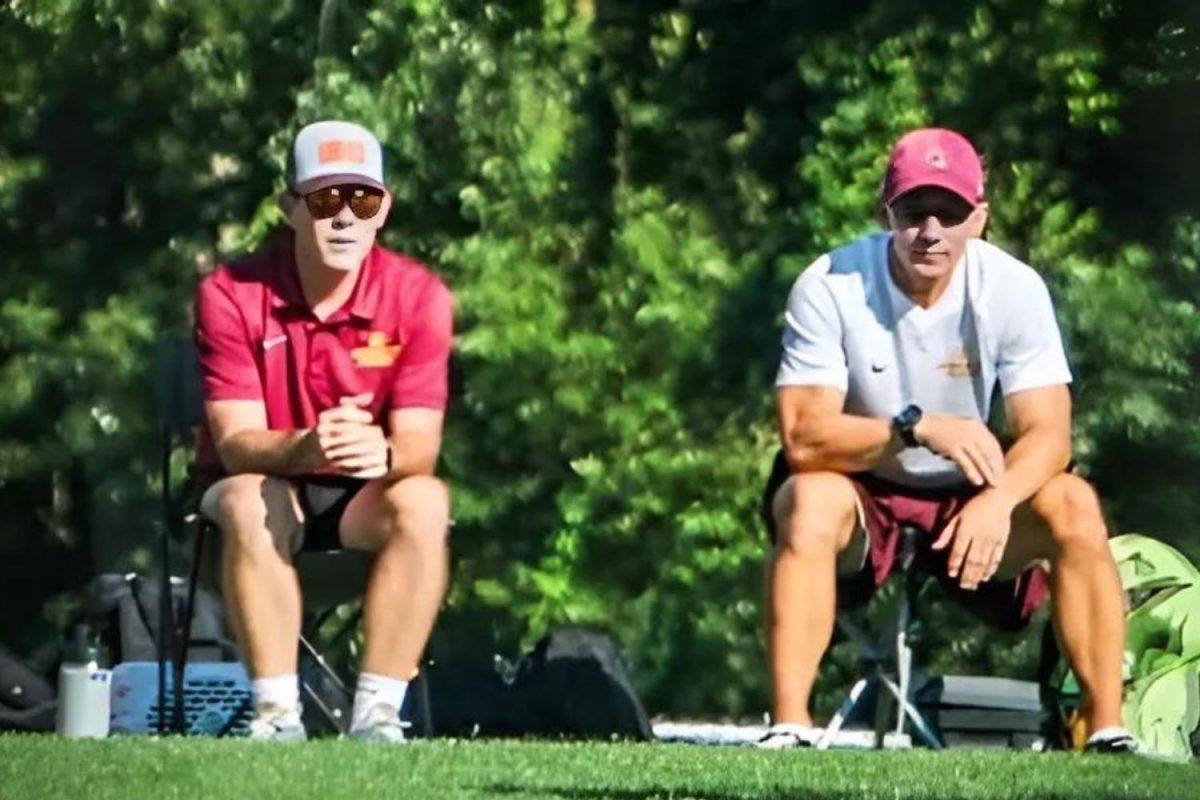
[761, 451, 1049, 631]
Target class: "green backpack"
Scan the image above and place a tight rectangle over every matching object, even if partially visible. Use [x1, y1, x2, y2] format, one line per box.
[1051, 533, 1200, 758]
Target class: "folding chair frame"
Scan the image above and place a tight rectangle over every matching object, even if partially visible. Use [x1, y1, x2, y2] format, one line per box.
[817, 525, 944, 750]
[176, 517, 434, 736]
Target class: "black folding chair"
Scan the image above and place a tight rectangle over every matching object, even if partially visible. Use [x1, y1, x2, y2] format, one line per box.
[153, 337, 204, 734]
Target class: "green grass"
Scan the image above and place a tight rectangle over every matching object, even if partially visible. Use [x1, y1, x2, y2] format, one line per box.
[0, 736, 1194, 800]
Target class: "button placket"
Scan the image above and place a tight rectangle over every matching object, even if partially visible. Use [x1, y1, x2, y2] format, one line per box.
[306, 322, 334, 412]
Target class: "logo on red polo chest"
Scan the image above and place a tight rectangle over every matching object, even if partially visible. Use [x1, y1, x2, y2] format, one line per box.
[351, 331, 402, 367]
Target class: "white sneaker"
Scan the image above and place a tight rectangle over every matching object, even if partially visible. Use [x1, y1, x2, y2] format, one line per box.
[1084, 727, 1141, 756]
[756, 723, 821, 750]
[246, 703, 307, 742]
[349, 703, 408, 744]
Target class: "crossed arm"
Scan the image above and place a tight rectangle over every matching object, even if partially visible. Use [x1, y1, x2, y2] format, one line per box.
[206, 399, 443, 481]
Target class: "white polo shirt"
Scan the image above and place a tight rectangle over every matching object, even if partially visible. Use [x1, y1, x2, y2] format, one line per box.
[776, 232, 1071, 488]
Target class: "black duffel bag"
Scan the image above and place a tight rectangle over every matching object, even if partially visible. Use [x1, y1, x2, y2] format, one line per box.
[426, 626, 652, 741]
[507, 626, 652, 741]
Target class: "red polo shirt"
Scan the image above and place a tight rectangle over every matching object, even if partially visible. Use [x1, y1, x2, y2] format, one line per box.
[194, 234, 452, 475]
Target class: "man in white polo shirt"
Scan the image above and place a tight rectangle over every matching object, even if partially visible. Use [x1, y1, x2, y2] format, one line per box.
[758, 128, 1133, 753]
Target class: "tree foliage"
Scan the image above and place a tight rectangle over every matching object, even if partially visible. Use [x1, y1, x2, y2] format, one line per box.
[1, 0, 1198, 716]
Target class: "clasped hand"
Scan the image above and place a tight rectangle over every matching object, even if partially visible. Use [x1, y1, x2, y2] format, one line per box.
[307, 398, 390, 479]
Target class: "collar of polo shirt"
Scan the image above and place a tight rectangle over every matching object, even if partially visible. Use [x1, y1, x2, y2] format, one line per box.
[268, 234, 384, 321]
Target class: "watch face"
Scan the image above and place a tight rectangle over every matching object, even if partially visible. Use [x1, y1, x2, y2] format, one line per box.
[898, 405, 921, 427]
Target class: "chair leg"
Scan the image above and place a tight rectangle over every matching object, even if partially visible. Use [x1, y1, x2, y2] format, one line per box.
[297, 602, 363, 734]
[157, 540, 173, 735]
[881, 583, 942, 749]
[878, 674, 943, 749]
[894, 628, 911, 738]
[873, 676, 897, 747]
[825, 569, 947, 750]
[817, 677, 871, 750]
[174, 518, 210, 734]
[298, 634, 353, 734]
[296, 614, 436, 738]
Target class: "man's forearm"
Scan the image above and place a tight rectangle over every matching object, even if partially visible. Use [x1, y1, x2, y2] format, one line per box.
[984, 427, 1071, 506]
[783, 414, 899, 474]
[216, 429, 322, 477]
[383, 431, 441, 481]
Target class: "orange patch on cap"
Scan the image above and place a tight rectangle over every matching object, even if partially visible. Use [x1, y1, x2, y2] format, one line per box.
[318, 139, 366, 164]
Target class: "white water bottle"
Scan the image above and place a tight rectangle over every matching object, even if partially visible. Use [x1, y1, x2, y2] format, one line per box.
[55, 625, 112, 738]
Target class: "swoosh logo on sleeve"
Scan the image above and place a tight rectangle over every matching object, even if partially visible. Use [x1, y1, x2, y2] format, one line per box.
[262, 335, 288, 351]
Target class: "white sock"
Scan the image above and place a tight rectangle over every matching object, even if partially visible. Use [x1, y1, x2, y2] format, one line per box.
[350, 672, 408, 731]
[251, 674, 300, 714]
[1087, 726, 1131, 744]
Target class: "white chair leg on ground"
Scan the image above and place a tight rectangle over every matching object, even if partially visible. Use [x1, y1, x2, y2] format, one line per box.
[816, 678, 869, 749]
[817, 525, 943, 750]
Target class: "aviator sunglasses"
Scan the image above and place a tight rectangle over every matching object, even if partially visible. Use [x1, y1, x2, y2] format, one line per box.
[294, 184, 385, 220]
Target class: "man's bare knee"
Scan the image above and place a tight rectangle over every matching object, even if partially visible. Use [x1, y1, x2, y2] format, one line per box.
[201, 474, 266, 526]
[1031, 473, 1108, 554]
[201, 474, 300, 556]
[773, 472, 858, 555]
[378, 475, 451, 549]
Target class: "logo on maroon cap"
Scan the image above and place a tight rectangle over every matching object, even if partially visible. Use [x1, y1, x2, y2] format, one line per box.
[884, 128, 984, 206]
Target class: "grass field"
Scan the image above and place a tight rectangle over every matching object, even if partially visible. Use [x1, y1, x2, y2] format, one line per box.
[0, 736, 1194, 800]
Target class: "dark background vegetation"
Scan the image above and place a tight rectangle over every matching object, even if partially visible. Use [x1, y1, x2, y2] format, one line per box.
[1, 0, 1198, 718]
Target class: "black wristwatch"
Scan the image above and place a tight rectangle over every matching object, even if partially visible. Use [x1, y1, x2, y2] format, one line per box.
[892, 404, 923, 448]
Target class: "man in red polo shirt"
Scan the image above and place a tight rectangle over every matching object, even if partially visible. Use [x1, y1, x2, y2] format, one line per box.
[194, 120, 452, 742]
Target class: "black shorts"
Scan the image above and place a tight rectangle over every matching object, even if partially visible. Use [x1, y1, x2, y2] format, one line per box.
[296, 476, 368, 552]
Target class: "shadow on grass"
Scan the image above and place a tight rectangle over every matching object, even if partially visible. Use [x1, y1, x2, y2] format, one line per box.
[486, 789, 861, 800]
[485, 786, 1175, 800]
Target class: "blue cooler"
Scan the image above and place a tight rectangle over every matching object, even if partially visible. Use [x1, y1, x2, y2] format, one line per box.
[109, 661, 252, 736]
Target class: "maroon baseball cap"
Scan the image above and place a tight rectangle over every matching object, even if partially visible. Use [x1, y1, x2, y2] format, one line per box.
[882, 128, 985, 207]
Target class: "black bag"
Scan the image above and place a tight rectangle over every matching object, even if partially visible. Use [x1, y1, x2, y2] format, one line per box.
[82, 573, 237, 665]
[0, 644, 56, 732]
[424, 627, 652, 740]
[508, 627, 652, 740]
[424, 657, 517, 737]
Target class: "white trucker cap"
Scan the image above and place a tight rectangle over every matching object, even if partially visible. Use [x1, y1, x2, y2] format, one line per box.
[290, 121, 385, 194]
